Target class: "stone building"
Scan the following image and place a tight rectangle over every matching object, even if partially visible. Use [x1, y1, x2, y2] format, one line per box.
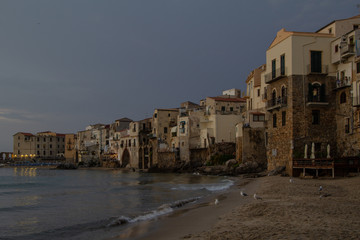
[236, 65, 267, 165]
[178, 101, 204, 163]
[331, 27, 360, 156]
[13, 131, 66, 160]
[64, 134, 77, 162]
[199, 96, 246, 148]
[77, 124, 110, 163]
[264, 15, 360, 176]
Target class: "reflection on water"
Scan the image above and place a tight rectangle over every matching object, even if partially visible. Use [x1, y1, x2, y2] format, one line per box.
[14, 167, 38, 177]
[16, 195, 41, 207]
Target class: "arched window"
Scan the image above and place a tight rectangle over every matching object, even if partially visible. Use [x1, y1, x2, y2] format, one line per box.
[340, 92, 346, 104]
[272, 89, 276, 106]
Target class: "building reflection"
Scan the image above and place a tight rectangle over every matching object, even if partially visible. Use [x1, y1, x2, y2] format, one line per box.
[13, 167, 38, 177]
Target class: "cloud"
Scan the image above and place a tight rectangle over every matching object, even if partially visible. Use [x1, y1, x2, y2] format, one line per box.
[0, 108, 43, 123]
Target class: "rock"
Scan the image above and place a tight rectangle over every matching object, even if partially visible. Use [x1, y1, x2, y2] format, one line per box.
[267, 166, 286, 176]
[225, 159, 238, 169]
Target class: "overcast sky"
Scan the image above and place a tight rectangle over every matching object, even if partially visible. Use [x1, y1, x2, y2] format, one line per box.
[0, 0, 359, 152]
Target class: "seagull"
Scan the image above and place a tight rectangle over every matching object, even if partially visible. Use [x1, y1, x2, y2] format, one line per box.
[214, 198, 219, 205]
[319, 186, 323, 192]
[289, 178, 294, 183]
[240, 191, 248, 197]
[253, 193, 262, 200]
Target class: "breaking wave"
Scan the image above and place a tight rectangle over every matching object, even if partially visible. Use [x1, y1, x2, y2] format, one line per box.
[170, 179, 234, 192]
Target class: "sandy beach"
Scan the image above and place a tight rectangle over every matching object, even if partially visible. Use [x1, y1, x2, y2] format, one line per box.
[121, 174, 360, 240]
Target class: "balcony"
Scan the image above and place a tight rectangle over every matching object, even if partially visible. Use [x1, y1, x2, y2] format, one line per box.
[306, 95, 329, 106]
[334, 77, 351, 90]
[266, 97, 287, 111]
[340, 43, 355, 59]
[265, 67, 287, 83]
[306, 65, 328, 75]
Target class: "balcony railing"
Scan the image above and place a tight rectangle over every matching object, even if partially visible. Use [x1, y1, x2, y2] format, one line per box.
[306, 95, 328, 105]
[335, 77, 351, 90]
[266, 96, 287, 110]
[306, 65, 328, 75]
[340, 43, 355, 58]
[265, 67, 287, 83]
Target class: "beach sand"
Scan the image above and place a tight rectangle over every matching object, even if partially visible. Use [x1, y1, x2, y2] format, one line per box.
[124, 174, 360, 240]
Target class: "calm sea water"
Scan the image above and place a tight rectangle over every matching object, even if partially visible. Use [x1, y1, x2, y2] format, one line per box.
[0, 167, 233, 240]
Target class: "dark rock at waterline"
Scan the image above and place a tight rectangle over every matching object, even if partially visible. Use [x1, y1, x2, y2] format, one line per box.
[56, 163, 78, 170]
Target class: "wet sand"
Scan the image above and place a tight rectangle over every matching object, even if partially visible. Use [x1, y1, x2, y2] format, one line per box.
[118, 174, 360, 240]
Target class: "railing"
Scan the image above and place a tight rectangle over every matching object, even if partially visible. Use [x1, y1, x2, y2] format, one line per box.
[340, 43, 355, 57]
[335, 78, 351, 89]
[266, 96, 287, 109]
[293, 158, 334, 168]
[306, 65, 328, 75]
[265, 67, 287, 83]
[307, 94, 328, 103]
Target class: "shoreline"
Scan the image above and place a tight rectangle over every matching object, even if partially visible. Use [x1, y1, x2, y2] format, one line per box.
[110, 174, 360, 240]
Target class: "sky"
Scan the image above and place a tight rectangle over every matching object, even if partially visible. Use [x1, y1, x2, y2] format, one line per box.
[0, 0, 359, 152]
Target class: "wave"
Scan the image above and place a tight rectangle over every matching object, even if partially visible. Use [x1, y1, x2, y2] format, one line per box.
[170, 179, 234, 192]
[107, 197, 200, 227]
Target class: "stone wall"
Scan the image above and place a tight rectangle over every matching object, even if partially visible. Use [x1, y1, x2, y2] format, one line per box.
[242, 128, 266, 166]
[266, 75, 338, 176]
[157, 152, 176, 169]
[190, 148, 208, 166]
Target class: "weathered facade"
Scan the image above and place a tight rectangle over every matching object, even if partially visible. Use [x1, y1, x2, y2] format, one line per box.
[13, 131, 66, 160]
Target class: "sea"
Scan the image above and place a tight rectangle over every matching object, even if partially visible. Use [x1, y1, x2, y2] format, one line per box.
[0, 167, 234, 240]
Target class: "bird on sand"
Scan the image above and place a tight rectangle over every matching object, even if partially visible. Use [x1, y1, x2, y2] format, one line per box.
[289, 178, 294, 183]
[214, 198, 219, 205]
[253, 193, 262, 200]
[240, 191, 248, 197]
[319, 186, 323, 192]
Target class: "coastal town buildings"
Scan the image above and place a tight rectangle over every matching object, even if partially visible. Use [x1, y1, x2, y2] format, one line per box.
[13, 131, 66, 160]
[262, 15, 360, 176]
[236, 65, 267, 164]
[77, 124, 110, 163]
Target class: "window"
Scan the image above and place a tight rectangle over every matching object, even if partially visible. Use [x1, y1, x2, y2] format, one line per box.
[257, 89, 260, 97]
[37, 144, 40, 148]
[50, 138, 52, 142]
[272, 59, 276, 79]
[282, 111, 286, 126]
[253, 114, 265, 122]
[164, 127, 168, 134]
[340, 92, 346, 104]
[50, 144, 52, 149]
[37, 137, 39, 141]
[312, 110, 320, 125]
[50, 151, 52, 155]
[357, 62, 360, 74]
[345, 118, 350, 133]
[230, 107, 233, 112]
[221, 106, 226, 111]
[129, 140, 131, 147]
[43, 151, 46, 155]
[18, 143, 20, 147]
[335, 45, 338, 53]
[272, 90, 276, 106]
[133, 139, 136, 147]
[168, 113, 170, 117]
[354, 25, 359, 30]
[273, 114, 277, 128]
[133, 124, 136, 132]
[328, 28, 332, 34]
[310, 51, 322, 73]
[280, 54, 285, 75]
[44, 138, 46, 142]
[154, 113, 157, 118]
